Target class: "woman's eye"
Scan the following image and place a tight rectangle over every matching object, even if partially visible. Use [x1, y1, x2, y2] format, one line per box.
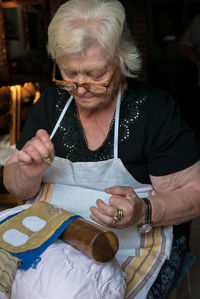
[90, 73, 105, 80]
[66, 72, 76, 78]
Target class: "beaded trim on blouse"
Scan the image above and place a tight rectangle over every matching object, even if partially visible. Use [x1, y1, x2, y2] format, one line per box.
[54, 85, 147, 162]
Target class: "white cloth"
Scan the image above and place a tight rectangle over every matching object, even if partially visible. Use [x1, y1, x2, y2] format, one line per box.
[0, 146, 15, 166]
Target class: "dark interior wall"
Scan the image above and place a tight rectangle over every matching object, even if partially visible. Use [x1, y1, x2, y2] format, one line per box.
[146, 0, 200, 136]
[0, 1, 51, 88]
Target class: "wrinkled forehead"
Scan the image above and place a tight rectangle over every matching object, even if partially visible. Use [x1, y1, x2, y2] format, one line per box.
[58, 43, 112, 71]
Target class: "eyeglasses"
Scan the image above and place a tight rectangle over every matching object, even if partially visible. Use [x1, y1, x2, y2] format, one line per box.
[52, 60, 118, 94]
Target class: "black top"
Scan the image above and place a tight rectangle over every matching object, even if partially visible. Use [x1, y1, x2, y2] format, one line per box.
[17, 79, 200, 185]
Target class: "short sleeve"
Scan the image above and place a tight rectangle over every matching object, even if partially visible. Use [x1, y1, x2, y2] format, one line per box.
[145, 92, 200, 176]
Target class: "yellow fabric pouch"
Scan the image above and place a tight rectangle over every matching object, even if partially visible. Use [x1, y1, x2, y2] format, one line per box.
[0, 201, 79, 270]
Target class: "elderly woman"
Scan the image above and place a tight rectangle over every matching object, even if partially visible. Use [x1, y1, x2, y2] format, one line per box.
[2, 0, 200, 298]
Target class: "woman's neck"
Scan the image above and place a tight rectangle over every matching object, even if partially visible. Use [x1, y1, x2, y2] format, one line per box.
[74, 79, 127, 151]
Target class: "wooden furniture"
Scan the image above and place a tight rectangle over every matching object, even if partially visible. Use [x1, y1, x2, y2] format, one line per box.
[0, 86, 11, 143]
[0, 82, 40, 206]
[0, 82, 39, 146]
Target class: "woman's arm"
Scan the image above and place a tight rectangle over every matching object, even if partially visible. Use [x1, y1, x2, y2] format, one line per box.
[3, 129, 54, 200]
[149, 160, 200, 226]
[89, 161, 200, 228]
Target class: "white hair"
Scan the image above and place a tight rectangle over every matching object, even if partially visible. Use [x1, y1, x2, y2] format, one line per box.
[47, 0, 142, 78]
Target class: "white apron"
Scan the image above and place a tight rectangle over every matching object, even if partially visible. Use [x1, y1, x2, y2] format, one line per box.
[36, 86, 173, 298]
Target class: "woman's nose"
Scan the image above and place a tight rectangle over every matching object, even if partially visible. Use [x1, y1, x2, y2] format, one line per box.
[76, 85, 88, 94]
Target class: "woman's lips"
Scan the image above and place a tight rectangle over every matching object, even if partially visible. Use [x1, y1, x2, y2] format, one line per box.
[77, 96, 93, 101]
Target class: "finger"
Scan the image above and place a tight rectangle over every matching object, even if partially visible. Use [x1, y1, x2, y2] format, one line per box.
[96, 198, 128, 225]
[90, 205, 114, 227]
[90, 212, 124, 229]
[89, 213, 113, 228]
[21, 142, 50, 165]
[17, 149, 35, 165]
[105, 185, 135, 197]
[96, 199, 115, 217]
[36, 130, 54, 153]
[22, 143, 47, 164]
[108, 195, 127, 209]
[22, 132, 54, 163]
[36, 129, 54, 150]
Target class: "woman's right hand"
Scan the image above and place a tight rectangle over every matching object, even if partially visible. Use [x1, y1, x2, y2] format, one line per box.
[6, 129, 55, 178]
[3, 129, 55, 199]
[16, 129, 55, 178]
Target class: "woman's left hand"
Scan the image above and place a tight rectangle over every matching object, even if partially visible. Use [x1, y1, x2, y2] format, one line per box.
[89, 185, 145, 228]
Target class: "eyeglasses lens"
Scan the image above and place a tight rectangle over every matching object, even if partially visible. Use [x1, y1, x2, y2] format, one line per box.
[56, 83, 106, 94]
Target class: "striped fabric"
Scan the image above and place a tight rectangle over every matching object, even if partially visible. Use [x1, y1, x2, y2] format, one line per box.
[121, 190, 169, 298]
[0, 249, 20, 298]
[123, 227, 167, 298]
[39, 184, 54, 203]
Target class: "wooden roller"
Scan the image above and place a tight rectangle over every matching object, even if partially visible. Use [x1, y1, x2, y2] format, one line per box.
[60, 217, 119, 262]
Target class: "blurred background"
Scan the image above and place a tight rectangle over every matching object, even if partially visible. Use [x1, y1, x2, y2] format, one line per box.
[0, 0, 200, 137]
[0, 1, 199, 298]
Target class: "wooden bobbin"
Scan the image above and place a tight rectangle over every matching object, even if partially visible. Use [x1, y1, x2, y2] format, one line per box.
[60, 217, 119, 262]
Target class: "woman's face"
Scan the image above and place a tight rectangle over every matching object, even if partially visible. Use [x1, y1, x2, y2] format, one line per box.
[58, 44, 121, 110]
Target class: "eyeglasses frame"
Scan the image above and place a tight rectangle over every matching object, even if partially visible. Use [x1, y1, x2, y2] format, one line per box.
[52, 60, 118, 91]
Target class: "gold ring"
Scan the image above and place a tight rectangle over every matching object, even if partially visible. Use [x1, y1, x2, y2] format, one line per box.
[112, 208, 123, 224]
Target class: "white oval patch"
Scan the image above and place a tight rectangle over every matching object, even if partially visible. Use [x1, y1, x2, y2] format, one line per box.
[3, 229, 29, 246]
[22, 216, 46, 232]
